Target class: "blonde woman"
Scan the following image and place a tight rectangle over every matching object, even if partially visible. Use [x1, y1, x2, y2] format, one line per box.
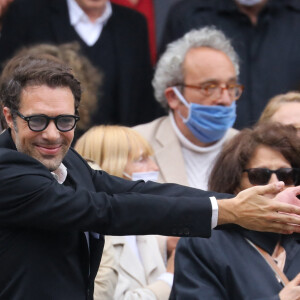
[75, 125, 174, 300]
[259, 91, 300, 134]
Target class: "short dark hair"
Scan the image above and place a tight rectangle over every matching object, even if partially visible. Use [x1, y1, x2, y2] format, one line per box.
[208, 122, 300, 194]
[0, 54, 82, 114]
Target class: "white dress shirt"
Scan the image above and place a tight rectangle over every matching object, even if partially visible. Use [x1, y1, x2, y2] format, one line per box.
[66, 0, 112, 46]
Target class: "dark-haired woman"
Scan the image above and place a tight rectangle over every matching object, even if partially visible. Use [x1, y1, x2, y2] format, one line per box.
[170, 122, 300, 300]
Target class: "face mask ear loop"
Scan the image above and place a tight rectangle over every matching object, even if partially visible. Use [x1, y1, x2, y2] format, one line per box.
[172, 86, 191, 122]
[122, 172, 132, 180]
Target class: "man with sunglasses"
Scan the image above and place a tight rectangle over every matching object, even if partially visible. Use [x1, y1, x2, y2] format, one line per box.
[135, 27, 241, 191]
[1, 53, 300, 300]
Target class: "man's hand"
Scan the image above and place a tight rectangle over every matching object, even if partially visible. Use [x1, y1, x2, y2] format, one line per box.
[279, 273, 300, 300]
[217, 182, 300, 234]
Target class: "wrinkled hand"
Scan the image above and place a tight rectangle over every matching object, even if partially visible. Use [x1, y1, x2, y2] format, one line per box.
[279, 273, 300, 300]
[166, 249, 175, 274]
[217, 182, 300, 234]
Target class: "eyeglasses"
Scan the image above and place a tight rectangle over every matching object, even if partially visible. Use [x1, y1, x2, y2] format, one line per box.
[243, 168, 299, 186]
[178, 83, 244, 101]
[16, 111, 80, 132]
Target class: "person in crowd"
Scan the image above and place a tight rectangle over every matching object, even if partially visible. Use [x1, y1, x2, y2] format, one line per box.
[12, 42, 102, 140]
[135, 27, 240, 190]
[110, 0, 156, 65]
[75, 125, 175, 300]
[160, 0, 300, 129]
[0, 0, 13, 31]
[259, 91, 300, 135]
[1, 53, 300, 299]
[153, 0, 181, 53]
[171, 122, 300, 299]
[0, 0, 163, 126]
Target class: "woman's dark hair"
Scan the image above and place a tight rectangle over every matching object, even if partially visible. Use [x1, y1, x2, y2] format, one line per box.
[208, 122, 300, 194]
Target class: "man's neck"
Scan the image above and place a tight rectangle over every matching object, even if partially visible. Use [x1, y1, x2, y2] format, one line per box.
[235, 0, 268, 25]
[76, 1, 107, 22]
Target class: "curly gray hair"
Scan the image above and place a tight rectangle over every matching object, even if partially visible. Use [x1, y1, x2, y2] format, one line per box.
[153, 27, 240, 109]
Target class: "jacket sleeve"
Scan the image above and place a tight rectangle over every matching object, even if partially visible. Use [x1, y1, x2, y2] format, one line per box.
[0, 148, 229, 237]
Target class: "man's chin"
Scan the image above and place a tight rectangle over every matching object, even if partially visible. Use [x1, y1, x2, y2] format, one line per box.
[36, 156, 63, 171]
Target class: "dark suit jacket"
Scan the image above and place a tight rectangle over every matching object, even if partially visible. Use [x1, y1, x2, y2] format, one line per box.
[0, 129, 224, 299]
[170, 228, 300, 299]
[0, 0, 164, 127]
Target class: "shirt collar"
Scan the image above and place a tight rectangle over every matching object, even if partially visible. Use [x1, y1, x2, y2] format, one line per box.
[51, 163, 68, 184]
[67, 0, 112, 25]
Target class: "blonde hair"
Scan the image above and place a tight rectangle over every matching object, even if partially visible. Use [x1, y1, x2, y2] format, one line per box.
[74, 125, 154, 177]
[259, 91, 300, 123]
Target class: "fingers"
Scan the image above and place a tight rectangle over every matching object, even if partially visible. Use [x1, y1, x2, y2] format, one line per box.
[289, 273, 300, 286]
[252, 182, 285, 195]
[271, 201, 300, 217]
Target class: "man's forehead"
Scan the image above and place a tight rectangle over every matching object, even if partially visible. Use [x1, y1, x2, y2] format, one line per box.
[19, 85, 76, 112]
[183, 47, 236, 81]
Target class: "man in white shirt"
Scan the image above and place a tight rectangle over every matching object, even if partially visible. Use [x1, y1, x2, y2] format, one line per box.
[0, 0, 162, 127]
[135, 27, 241, 190]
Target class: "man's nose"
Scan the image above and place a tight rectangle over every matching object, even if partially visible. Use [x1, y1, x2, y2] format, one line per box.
[216, 86, 233, 106]
[41, 120, 60, 140]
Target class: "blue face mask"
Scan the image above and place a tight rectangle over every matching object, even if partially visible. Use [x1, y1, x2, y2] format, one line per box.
[173, 87, 237, 143]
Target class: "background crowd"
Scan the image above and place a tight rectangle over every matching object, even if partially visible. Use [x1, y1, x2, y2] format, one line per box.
[1, 0, 300, 299]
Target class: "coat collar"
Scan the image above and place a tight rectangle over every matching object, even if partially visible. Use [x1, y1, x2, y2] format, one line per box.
[238, 227, 300, 255]
[110, 235, 162, 286]
[154, 117, 189, 185]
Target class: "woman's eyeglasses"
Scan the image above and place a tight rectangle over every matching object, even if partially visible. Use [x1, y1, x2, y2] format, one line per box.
[243, 168, 300, 186]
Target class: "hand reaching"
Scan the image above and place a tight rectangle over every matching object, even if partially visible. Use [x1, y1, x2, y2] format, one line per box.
[217, 182, 300, 234]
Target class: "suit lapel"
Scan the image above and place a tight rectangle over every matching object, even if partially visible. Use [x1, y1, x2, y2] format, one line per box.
[112, 236, 146, 286]
[137, 236, 162, 281]
[155, 118, 189, 185]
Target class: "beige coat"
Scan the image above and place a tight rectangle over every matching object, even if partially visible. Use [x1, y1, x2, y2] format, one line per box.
[134, 115, 238, 186]
[106, 235, 171, 300]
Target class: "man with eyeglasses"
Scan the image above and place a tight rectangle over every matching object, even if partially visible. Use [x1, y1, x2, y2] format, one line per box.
[1, 53, 300, 300]
[135, 27, 242, 191]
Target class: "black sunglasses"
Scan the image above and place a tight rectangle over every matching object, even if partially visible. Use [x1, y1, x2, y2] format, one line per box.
[16, 111, 80, 132]
[243, 168, 300, 186]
